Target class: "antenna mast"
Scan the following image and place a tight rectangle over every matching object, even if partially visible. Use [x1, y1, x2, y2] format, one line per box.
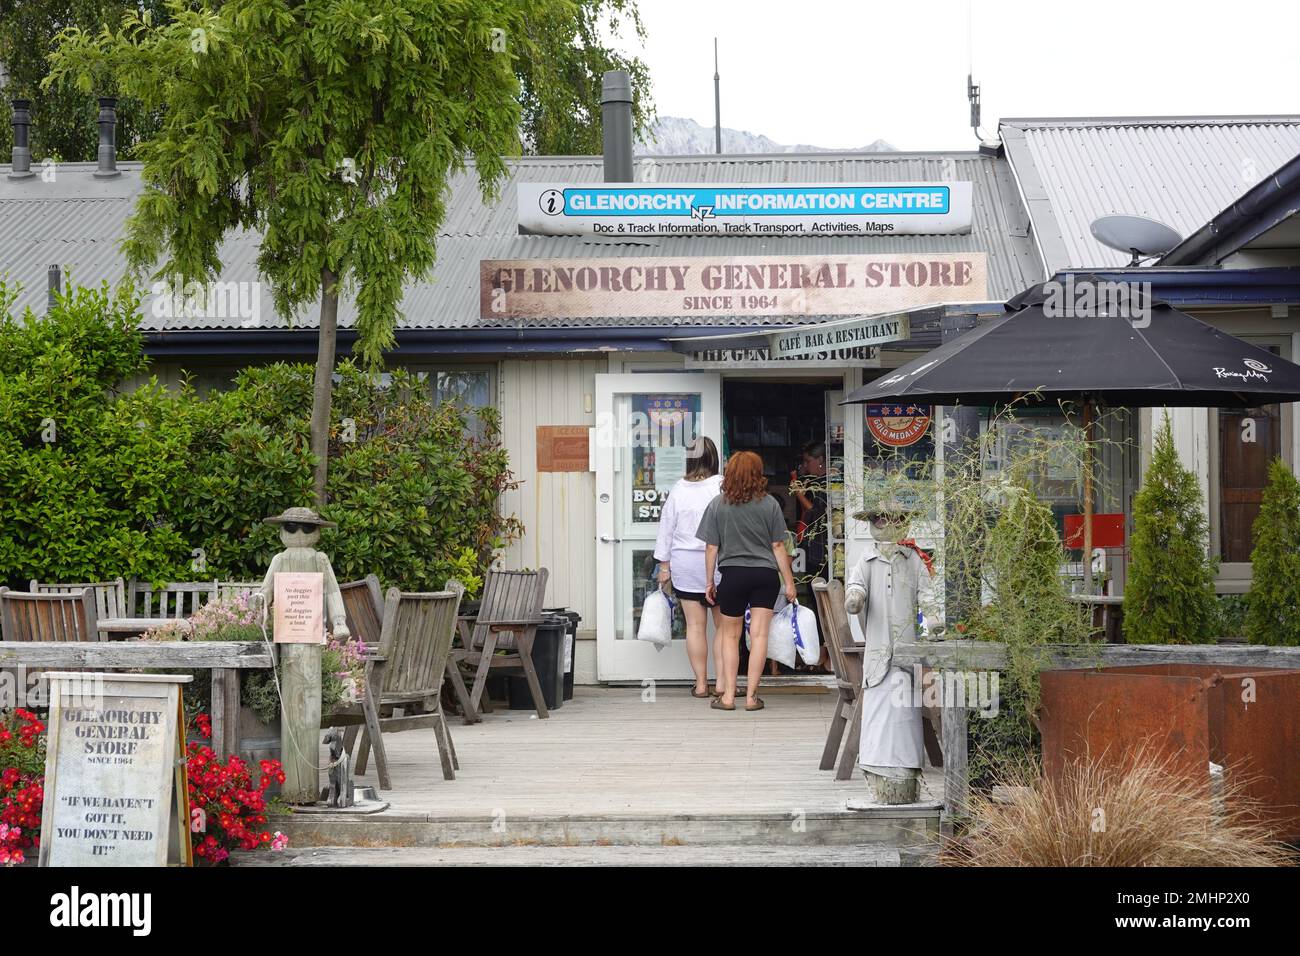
[714, 38, 722, 154]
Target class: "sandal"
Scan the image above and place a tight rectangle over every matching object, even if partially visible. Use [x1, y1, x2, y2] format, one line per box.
[710, 697, 735, 712]
[745, 697, 766, 712]
[690, 687, 711, 699]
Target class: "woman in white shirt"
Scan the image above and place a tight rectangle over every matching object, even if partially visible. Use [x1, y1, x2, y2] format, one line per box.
[653, 437, 724, 698]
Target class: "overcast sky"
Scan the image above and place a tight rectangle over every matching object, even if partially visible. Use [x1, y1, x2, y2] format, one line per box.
[629, 0, 1300, 151]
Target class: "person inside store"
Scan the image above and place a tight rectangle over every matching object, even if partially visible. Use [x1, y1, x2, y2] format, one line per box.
[697, 450, 798, 712]
[791, 440, 832, 673]
[654, 436, 725, 699]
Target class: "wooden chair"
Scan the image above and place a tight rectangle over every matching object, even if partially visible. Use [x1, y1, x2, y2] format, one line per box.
[811, 578, 864, 781]
[342, 575, 479, 725]
[455, 569, 550, 722]
[339, 576, 385, 653]
[29, 578, 127, 640]
[131, 580, 218, 619]
[0, 588, 100, 642]
[332, 583, 466, 788]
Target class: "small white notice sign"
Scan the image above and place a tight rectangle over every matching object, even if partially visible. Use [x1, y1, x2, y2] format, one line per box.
[274, 571, 325, 644]
[39, 673, 191, 867]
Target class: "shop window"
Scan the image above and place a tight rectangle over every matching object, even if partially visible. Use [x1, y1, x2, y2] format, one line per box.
[861, 402, 936, 518]
[431, 369, 493, 439]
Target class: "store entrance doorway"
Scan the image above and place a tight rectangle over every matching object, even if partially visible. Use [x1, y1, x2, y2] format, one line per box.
[721, 376, 843, 679]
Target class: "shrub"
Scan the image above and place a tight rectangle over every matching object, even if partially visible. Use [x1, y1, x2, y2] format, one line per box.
[0, 281, 195, 586]
[0, 282, 519, 593]
[0, 709, 46, 865]
[948, 750, 1293, 867]
[1245, 459, 1300, 646]
[1123, 414, 1219, 644]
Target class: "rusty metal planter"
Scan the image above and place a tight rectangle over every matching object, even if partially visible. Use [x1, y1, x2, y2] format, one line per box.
[1040, 664, 1300, 840]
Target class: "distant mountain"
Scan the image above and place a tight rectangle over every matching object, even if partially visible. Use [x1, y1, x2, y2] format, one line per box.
[636, 115, 895, 156]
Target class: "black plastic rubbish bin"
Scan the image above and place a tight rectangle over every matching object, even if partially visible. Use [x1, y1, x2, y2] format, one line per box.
[507, 614, 568, 711]
[545, 608, 581, 701]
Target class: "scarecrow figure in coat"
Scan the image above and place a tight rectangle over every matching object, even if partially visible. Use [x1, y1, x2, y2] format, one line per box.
[256, 506, 350, 804]
[844, 497, 938, 805]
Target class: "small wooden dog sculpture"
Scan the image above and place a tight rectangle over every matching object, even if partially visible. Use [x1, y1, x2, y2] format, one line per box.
[322, 728, 354, 808]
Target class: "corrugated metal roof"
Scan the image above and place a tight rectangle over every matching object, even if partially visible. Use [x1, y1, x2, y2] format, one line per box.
[0, 153, 1042, 331]
[1000, 116, 1300, 275]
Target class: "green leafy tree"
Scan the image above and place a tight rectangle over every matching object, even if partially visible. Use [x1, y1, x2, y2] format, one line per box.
[517, 0, 653, 154]
[1244, 458, 1300, 646]
[1123, 414, 1219, 644]
[4, 1, 651, 162]
[0, 0, 171, 161]
[47, 0, 627, 505]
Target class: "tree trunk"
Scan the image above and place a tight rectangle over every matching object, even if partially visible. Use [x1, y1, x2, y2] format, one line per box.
[310, 269, 339, 505]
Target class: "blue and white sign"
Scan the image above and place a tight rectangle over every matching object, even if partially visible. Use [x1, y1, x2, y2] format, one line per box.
[518, 182, 973, 237]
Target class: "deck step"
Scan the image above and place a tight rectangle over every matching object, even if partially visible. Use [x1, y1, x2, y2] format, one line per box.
[236, 843, 938, 867]
[277, 806, 942, 850]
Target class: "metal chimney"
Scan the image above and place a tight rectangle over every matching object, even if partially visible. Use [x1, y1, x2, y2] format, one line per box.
[601, 70, 633, 183]
[94, 97, 119, 178]
[9, 99, 33, 179]
[48, 265, 62, 311]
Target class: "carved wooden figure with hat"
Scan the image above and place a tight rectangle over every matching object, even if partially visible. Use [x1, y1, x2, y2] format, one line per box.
[845, 495, 939, 805]
[255, 506, 350, 804]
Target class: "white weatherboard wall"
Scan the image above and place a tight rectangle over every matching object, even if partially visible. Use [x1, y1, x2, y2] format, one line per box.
[498, 357, 603, 683]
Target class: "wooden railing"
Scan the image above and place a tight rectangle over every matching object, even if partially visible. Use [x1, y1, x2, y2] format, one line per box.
[0, 640, 273, 758]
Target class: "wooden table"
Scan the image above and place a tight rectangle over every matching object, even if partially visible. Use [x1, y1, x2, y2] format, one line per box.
[97, 617, 194, 639]
[0, 640, 272, 757]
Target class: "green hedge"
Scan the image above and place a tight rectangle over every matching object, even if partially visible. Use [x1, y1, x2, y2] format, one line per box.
[0, 281, 518, 595]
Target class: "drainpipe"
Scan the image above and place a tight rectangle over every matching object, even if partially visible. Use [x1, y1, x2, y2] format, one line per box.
[601, 70, 634, 183]
[8, 98, 33, 179]
[94, 97, 119, 179]
[940, 312, 982, 626]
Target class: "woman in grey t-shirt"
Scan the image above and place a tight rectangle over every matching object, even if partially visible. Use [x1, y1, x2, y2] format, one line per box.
[696, 450, 797, 712]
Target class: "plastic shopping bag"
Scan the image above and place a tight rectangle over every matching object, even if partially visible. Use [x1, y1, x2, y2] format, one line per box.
[747, 605, 798, 668]
[788, 601, 821, 666]
[636, 587, 675, 649]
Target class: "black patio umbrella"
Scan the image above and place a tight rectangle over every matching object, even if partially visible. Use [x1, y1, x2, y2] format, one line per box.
[843, 279, 1300, 586]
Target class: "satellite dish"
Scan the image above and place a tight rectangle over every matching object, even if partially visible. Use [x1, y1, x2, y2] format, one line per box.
[1090, 215, 1183, 266]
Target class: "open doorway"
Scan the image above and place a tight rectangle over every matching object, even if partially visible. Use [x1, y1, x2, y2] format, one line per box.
[722, 377, 840, 679]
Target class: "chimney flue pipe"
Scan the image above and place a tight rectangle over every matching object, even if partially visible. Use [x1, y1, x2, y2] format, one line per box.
[601, 70, 634, 183]
[9, 99, 33, 179]
[94, 96, 119, 178]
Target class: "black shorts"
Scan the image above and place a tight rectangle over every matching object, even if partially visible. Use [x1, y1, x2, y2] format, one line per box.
[716, 565, 780, 618]
[673, 589, 715, 607]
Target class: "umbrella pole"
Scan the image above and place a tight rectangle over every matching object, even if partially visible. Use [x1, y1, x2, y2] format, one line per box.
[1082, 399, 1095, 593]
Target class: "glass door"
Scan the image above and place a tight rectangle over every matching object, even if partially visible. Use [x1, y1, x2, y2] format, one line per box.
[595, 373, 722, 682]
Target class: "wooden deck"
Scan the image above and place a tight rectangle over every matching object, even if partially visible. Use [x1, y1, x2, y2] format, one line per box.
[349, 685, 939, 816]
[280, 686, 943, 851]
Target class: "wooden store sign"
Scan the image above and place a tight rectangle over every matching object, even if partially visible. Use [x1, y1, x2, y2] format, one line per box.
[480, 253, 988, 321]
[40, 673, 192, 867]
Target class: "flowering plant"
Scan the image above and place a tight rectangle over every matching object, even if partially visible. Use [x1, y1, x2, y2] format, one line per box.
[143, 592, 264, 643]
[186, 713, 287, 863]
[323, 635, 368, 710]
[0, 710, 46, 866]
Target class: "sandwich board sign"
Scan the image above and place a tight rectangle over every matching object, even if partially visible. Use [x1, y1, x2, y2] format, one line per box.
[39, 673, 193, 867]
